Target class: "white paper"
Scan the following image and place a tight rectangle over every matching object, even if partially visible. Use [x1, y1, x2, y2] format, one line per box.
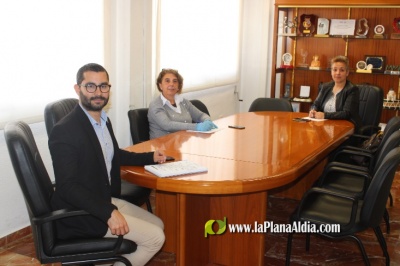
[329, 19, 356, 36]
[302, 117, 327, 122]
[144, 160, 208, 178]
[300, 86, 310, 98]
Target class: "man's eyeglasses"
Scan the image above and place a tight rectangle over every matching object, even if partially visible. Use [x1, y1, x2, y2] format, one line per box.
[80, 83, 111, 93]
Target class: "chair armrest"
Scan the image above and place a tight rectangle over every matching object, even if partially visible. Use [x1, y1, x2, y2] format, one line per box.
[32, 209, 127, 255]
[331, 148, 374, 171]
[325, 161, 369, 173]
[358, 125, 381, 137]
[32, 209, 89, 225]
[317, 165, 372, 191]
[346, 133, 371, 147]
[297, 187, 359, 227]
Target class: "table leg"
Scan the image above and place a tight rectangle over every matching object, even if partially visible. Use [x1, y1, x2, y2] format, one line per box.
[156, 191, 267, 265]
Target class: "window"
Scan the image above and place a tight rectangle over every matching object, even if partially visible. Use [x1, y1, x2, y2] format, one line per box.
[0, 0, 104, 127]
[157, 0, 241, 92]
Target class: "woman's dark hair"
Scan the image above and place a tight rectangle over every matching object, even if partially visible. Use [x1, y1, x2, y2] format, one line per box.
[156, 68, 183, 93]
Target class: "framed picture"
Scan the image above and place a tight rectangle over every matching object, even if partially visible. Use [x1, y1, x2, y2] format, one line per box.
[365, 55, 386, 73]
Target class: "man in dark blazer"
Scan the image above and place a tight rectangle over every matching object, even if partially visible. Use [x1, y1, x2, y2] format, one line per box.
[49, 63, 165, 265]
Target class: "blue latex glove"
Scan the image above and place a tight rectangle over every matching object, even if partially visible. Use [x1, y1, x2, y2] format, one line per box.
[196, 120, 215, 131]
[204, 119, 218, 129]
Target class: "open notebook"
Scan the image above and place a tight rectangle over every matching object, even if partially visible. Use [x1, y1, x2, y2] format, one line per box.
[144, 160, 208, 178]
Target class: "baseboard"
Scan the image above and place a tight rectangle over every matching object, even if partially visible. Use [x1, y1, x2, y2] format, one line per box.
[0, 226, 32, 248]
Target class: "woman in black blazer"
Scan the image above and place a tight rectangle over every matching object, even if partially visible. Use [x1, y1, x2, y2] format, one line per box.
[309, 55, 362, 132]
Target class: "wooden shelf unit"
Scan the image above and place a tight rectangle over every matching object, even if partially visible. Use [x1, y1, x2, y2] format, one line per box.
[271, 1, 400, 122]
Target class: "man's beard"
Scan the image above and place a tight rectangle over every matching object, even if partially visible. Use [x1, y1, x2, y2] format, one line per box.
[79, 91, 109, 111]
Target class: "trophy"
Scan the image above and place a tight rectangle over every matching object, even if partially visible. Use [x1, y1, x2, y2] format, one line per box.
[299, 14, 317, 36]
[356, 18, 369, 38]
[281, 53, 293, 68]
[309, 55, 321, 70]
[374, 25, 385, 39]
[391, 17, 400, 39]
[298, 49, 309, 68]
[283, 16, 297, 36]
[284, 83, 291, 98]
[356, 60, 372, 73]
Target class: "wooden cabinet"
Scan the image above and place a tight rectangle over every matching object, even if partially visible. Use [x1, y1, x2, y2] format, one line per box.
[271, 0, 400, 123]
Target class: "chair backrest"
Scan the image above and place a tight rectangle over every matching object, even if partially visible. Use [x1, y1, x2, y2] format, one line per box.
[44, 98, 78, 136]
[380, 116, 400, 145]
[373, 130, 400, 174]
[362, 146, 400, 227]
[4, 121, 56, 257]
[357, 84, 383, 133]
[127, 108, 150, 144]
[248, 98, 293, 112]
[190, 99, 210, 116]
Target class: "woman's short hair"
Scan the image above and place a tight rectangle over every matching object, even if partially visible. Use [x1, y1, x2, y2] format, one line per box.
[331, 55, 349, 70]
[156, 69, 184, 94]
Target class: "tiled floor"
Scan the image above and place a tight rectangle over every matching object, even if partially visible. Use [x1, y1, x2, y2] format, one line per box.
[1, 170, 399, 266]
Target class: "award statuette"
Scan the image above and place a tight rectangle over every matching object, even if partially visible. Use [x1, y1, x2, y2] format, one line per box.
[309, 55, 321, 70]
[315, 18, 329, 37]
[281, 53, 293, 69]
[298, 49, 309, 68]
[356, 18, 369, 38]
[373, 25, 385, 39]
[283, 83, 291, 98]
[282, 16, 297, 36]
[299, 14, 317, 36]
[391, 17, 400, 39]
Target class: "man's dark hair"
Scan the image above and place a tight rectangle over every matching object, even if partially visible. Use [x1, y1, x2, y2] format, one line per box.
[76, 63, 109, 85]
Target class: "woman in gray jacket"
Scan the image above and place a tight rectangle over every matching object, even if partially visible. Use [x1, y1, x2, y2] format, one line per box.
[148, 69, 217, 139]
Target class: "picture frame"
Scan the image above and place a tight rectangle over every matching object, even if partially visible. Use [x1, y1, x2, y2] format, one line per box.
[365, 55, 386, 73]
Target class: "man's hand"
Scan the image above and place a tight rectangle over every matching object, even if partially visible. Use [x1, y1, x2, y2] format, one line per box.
[107, 209, 129, 235]
[153, 149, 166, 163]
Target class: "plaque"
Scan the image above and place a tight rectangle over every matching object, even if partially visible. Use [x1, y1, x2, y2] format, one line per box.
[391, 17, 400, 39]
[299, 14, 317, 36]
[374, 25, 385, 39]
[281, 53, 293, 68]
[365, 55, 386, 73]
[315, 18, 329, 37]
[329, 19, 356, 36]
[356, 18, 369, 38]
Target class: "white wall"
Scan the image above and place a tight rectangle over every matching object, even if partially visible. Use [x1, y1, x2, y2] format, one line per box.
[0, 0, 273, 238]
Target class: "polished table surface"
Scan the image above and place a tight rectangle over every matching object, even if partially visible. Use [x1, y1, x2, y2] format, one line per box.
[121, 112, 354, 265]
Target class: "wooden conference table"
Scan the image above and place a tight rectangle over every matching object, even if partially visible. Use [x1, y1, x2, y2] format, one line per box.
[121, 111, 354, 265]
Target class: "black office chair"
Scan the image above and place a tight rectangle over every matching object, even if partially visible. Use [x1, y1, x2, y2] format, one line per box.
[45, 99, 153, 213]
[317, 130, 400, 233]
[286, 147, 400, 266]
[248, 97, 293, 112]
[333, 116, 400, 167]
[356, 83, 384, 136]
[5, 121, 136, 265]
[127, 108, 150, 144]
[190, 99, 210, 116]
